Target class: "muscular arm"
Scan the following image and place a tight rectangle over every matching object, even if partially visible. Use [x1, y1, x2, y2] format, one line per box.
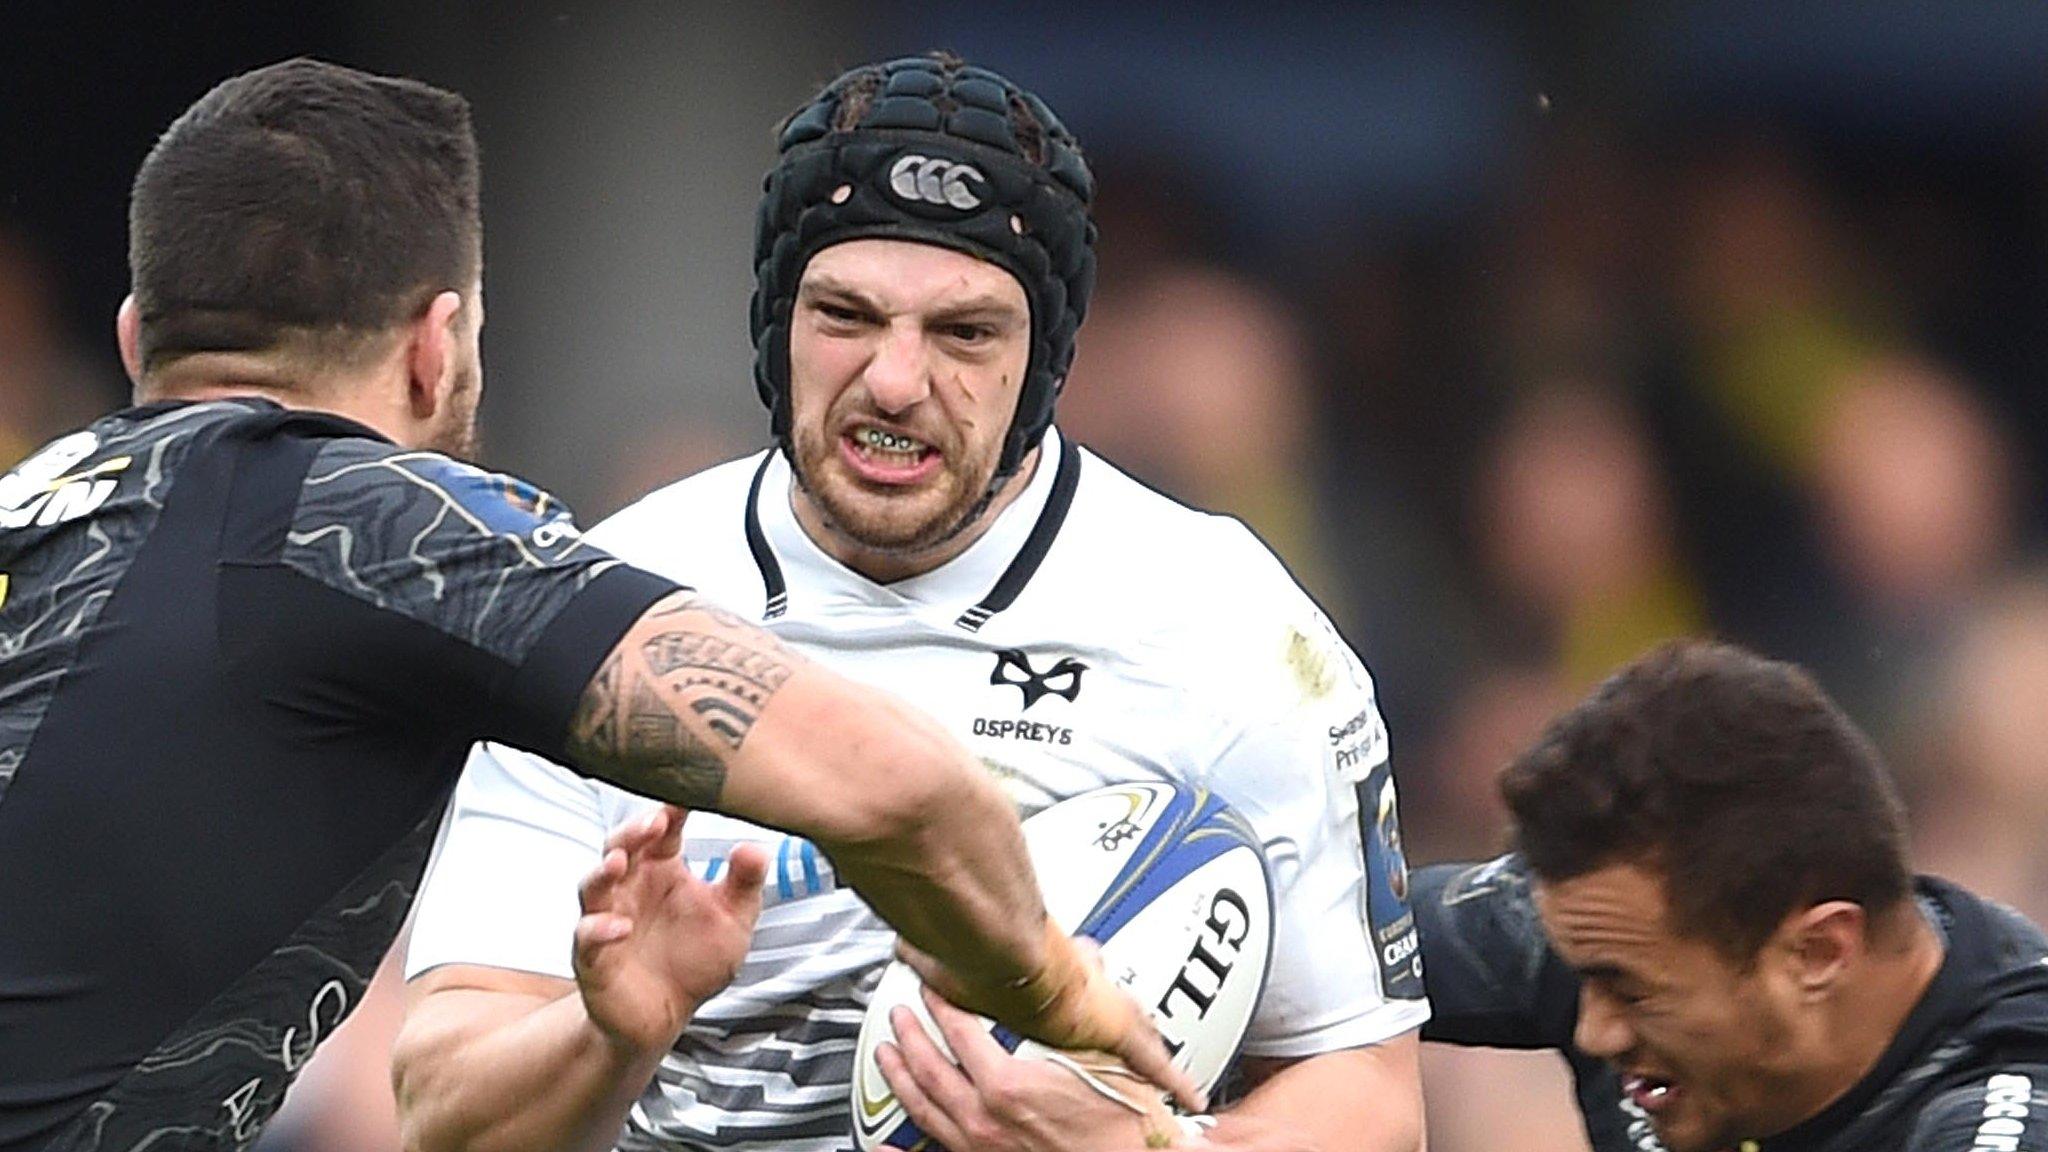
[396, 592, 1183, 1152]
[395, 972, 647, 1152]
[560, 592, 1057, 1009]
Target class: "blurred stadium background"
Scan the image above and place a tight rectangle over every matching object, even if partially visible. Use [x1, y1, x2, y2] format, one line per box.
[14, 3, 2048, 1149]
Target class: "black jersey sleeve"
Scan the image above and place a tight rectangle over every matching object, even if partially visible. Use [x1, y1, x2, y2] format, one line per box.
[1414, 854, 1583, 1048]
[1413, 857, 1655, 1152]
[247, 434, 678, 761]
[1908, 1069, 2048, 1150]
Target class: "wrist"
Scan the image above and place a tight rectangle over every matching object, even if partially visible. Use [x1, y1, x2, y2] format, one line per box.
[1028, 925, 1134, 1049]
[1141, 1110, 1216, 1148]
[578, 995, 689, 1070]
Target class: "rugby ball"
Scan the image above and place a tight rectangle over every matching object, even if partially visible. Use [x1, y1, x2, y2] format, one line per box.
[851, 781, 1275, 1151]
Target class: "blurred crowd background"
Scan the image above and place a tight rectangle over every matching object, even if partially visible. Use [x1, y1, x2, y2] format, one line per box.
[14, 3, 2048, 1149]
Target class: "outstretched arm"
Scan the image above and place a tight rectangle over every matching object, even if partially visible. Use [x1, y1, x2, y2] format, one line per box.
[396, 809, 767, 1152]
[560, 591, 1191, 1099]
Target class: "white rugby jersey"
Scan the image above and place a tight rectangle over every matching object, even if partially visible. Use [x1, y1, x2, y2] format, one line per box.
[407, 430, 1428, 1152]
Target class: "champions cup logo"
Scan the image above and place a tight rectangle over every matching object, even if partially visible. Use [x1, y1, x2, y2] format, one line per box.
[1377, 779, 1409, 903]
[888, 153, 987, 210]
[1090, 788, 1161, 852]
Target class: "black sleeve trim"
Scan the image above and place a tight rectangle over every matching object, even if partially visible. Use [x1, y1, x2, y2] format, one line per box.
[496, 564, 684, 758]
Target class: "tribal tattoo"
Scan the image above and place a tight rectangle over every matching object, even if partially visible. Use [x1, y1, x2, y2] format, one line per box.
[566, 594, 798, 807]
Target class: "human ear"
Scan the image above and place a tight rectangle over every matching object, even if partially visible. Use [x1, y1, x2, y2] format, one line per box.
[1781, 900, 1866, 1001]
[404, 290, 466, 420]
[116, 295, 143, 390]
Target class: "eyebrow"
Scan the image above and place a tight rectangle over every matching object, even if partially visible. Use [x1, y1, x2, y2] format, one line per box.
[798, 277, 1025, 325]
[796, 278, 882, 312]
[1573, 962, 1637, 984]
[928, 299, 1027, 327]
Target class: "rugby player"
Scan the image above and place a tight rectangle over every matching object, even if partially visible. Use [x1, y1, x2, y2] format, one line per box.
[1413, 640, 2048, 1152]
[0, 58, 1188, 1152]
[396, 53, 1427, 1152]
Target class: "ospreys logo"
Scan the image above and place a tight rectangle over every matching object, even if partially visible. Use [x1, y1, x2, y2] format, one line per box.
[990, 648, 1087, 710]
[888, 153, 986, 210]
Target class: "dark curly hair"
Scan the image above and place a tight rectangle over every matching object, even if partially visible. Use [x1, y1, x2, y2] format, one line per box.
[1502, 639, 1913, 960]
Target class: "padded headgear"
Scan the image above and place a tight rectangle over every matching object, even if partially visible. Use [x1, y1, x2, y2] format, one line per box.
[749, 55, 1097, 482]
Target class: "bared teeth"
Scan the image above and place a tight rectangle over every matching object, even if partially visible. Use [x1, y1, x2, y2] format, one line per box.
[853, 428, 926, 457]
[1624, 1076, 1672, 1101]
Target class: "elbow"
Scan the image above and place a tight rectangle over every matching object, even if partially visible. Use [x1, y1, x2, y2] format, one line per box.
[389, 1056, 434, 1152]
[393, 1086, 469, 1152]
[390, 1031, 462, 1152]
[395, 1112, 439, 1152]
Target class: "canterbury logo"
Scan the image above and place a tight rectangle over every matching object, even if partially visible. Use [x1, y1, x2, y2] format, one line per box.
[991, 648, 1087, 710]
[888, 153, 986, 210]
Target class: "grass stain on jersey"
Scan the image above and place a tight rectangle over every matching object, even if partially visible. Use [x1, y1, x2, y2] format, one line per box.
[1285, 626, 1336, 699]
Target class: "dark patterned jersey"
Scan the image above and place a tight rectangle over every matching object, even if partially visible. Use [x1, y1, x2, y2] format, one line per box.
[1415, 855, 2048, 1151]
[0, 399, 677, 1152]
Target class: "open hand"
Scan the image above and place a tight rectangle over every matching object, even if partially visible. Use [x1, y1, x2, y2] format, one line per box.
[573, 805, 768, 1053]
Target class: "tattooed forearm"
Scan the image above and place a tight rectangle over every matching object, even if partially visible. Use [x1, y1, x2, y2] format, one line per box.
[571, 649, 626, 753]
[565, 596, 800, 808]
[640, 632, 792, 699]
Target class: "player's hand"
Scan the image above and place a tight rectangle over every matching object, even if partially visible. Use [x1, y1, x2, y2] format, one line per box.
[573, 805, 768, 1054]
[898, 931, 1206, 1114]
[879, 985, 1196, 1151]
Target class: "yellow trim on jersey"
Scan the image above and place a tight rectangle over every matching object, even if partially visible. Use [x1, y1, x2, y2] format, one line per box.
[42, 456, 132, 490]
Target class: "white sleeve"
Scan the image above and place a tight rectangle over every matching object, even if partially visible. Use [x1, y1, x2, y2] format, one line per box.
[1202, 595, 1429, 1059]
[404, 741, 611, 982]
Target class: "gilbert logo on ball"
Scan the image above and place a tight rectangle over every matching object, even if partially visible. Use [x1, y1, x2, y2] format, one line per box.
[887, 153, 986, 210]
[851, 781, 1275, 1151]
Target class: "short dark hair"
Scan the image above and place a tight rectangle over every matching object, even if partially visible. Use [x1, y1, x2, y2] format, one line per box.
[128, 58, 481, 371]
[1501, 640, 1913, 960]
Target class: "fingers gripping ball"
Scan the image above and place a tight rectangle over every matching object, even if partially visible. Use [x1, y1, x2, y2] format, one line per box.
[851, 782, 1275, 1151]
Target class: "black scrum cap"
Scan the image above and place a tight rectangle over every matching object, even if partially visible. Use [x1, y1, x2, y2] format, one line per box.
[749, 55, 1097, 482]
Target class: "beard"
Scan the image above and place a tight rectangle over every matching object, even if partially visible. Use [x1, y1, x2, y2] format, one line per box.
[427, 360, 483, 461]
[788, 406, 1006, 557]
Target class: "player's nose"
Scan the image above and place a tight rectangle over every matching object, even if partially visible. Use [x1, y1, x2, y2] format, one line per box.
[863, 325, 931, 415]
[1573, 984, 1636, 1060]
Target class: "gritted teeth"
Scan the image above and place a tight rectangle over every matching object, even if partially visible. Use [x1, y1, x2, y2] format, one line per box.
[852, 427, 930, 456]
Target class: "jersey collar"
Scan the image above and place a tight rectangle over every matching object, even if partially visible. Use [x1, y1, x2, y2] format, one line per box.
[744, 429, 1080, 630]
